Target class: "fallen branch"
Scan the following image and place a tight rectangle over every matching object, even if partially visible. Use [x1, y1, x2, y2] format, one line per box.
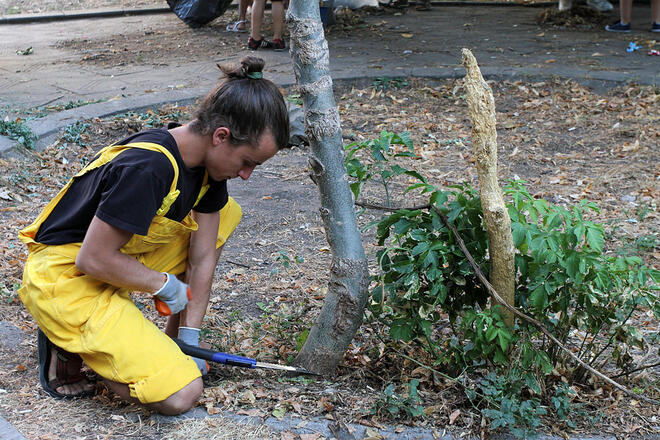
[611, 360, 660, 379]
[225, 259, 251, 269]
[355, 200, 660, 405]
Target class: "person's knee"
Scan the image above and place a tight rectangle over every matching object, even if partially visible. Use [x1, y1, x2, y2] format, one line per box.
[154, 378, 203, 415]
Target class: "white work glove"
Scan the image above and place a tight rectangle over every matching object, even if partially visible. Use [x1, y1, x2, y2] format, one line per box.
[153, 273, 190, 316]
[178, 326, 209, 375]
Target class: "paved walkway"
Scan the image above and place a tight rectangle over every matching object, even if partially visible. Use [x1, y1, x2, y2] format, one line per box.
[0, 3, 659, 153]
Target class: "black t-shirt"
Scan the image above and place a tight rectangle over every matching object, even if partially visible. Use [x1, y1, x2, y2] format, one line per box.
[34, 124, 228, 245]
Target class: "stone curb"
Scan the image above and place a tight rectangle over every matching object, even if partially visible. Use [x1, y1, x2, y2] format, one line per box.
[0, 415, 27, 440]
[151, 406, 625, 440]
[1, 64, 656, 158]
[0, 6, 171, 24]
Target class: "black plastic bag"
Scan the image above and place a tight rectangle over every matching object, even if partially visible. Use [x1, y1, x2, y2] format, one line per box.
[166, 0, 232, 28]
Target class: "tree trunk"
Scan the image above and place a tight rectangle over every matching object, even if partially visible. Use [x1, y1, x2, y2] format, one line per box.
[286, 0, 370, 376]
[461, 48, 515, 326]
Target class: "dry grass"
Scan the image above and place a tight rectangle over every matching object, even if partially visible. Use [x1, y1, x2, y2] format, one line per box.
[161, 417, 272, 440]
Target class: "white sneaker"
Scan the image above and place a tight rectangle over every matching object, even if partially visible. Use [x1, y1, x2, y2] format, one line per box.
[586, 0, 613, 12]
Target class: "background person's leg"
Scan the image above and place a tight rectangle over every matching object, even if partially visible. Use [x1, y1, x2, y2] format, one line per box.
[250, 0, 266, 42]
[272, 1, 284, 41]
[621, 0, 633, 23]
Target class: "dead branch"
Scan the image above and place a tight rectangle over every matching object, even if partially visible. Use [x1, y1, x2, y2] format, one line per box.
[355, 200, 660, 405]
[612, 360, 660, 379]
[461, 47, 515, 326]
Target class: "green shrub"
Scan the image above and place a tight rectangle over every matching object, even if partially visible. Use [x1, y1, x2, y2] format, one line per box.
[346, 131, 659, 437]
[370, 379, 425, 421]
[0, 118, 36, 149]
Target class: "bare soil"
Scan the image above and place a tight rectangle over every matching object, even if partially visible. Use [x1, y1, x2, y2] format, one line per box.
[0, 74, 658, 439]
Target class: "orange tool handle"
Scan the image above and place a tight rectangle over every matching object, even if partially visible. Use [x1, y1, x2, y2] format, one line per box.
[154, 287, 192, 316]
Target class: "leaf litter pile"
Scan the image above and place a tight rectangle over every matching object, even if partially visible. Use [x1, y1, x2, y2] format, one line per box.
[0, 77, 658, 439]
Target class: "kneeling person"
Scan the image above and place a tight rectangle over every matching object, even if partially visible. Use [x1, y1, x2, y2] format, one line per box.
[18, 56, 290, 415]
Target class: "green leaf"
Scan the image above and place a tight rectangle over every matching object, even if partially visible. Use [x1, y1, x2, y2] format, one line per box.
[404, 183, 429, 194]
[393, 219, 413, 235]
[497, 330, 511, 352]
[272, 406, 286, 419]
[296, 329, 309, 351]
[349, 181, 361, 200]
[485, 326, 498, 342]
[512, 223, 526, 247]
[423, 250, 439, 269]
[404, 170, 427, 184]
[573, 223, 586, 243]
[565, 253, 579, 280]
[411, 242, 429, 257]
[493, 350, 508, 365]
[545, 211, 562, 229]
[392, 259, 414, 274]
[390, 323, 414, 341]
[430, 191, 448, 206]
[586, 225, 604, 253]
[530, 285, 548, 310]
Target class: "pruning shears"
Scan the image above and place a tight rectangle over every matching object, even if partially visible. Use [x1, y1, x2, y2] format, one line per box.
[172, 338, 321, 376]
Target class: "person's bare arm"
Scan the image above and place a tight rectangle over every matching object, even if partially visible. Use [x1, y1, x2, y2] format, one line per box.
[178, 210, 221, 328]
[76, 216, 165, 293]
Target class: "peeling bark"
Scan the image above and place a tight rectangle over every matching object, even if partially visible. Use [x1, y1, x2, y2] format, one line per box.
[461, 48, 515, 326]
[287, 0, 370, 376]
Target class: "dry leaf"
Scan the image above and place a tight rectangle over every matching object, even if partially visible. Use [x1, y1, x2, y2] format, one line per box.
[400, 33, 413, 38]
[280, 431, 297, 440]
[622, 140, 639, 152]
[449, 409, 461, 424]
[240, 390, 256, 404]
[364, 428, 385, 439]
[236, 408, 266, 417]
[207, 406, 222, 415]
[0, 188, 12, 201]
[300, 434, 321, 440]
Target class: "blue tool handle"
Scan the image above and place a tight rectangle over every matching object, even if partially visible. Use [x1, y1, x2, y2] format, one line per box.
[211, 352, 256, 368]
[173, 338, 256, 369]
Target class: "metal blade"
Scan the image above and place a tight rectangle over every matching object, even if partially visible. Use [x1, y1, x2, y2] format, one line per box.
[255, 361, 322, 376]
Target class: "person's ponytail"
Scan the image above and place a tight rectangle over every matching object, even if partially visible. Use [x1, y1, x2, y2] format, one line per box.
[191, 56, 289, 149]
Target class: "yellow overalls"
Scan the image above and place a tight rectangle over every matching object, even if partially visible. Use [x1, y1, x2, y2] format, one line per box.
[18, 142, 242, 403]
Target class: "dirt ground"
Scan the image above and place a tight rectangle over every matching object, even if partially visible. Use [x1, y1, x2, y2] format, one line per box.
[0, 72, 658, 438]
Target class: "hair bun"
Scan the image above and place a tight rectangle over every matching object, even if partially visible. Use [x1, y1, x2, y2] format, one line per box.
[218, 56, 265, 79]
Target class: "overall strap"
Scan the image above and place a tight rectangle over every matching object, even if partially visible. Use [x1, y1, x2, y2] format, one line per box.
[19, 141, 182, 246]
[193, 171, 210, 208]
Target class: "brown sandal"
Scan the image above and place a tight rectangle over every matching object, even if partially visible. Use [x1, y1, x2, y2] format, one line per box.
[38, 330, 94, 399]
